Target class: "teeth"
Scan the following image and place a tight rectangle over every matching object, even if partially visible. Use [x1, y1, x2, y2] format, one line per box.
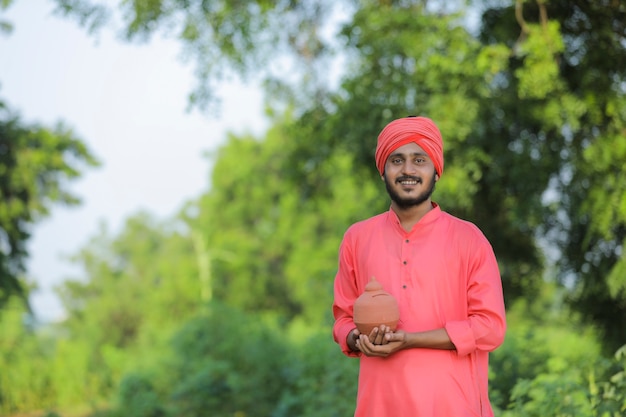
[400, 180, 417, 185]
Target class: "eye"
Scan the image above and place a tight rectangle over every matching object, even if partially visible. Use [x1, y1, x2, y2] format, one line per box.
[391, 157, 403, 164]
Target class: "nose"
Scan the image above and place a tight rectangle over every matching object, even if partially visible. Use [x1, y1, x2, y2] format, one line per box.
[401, 160, 418, 175]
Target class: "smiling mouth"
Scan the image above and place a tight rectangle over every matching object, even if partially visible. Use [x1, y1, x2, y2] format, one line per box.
[397, 177, 421, 186]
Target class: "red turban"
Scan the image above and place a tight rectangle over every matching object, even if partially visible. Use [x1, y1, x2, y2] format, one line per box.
[375, 116, 444, 177]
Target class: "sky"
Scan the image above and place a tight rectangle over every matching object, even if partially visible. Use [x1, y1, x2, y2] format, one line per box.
[0, 1, 268, 322]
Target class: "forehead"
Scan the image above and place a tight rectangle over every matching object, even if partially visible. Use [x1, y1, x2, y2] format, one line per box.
[389, 141, 428, 156]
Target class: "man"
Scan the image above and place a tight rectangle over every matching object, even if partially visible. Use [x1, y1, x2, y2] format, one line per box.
[332, 116, 506, 417]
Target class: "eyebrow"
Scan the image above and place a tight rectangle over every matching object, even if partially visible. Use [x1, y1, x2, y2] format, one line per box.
[388, 151, 430, 158]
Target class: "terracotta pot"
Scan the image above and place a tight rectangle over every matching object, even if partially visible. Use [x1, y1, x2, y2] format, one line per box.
[353, 276, 400, 334]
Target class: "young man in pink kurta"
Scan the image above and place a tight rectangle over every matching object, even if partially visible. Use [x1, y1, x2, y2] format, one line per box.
[332, 116, 506, 417]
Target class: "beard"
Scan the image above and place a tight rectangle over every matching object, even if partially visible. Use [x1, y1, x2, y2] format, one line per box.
[384, 170, 437, 209]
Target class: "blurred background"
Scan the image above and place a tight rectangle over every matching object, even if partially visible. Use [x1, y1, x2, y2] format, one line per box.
[0, 1, 625, 416]
[1, 0, 268, 322]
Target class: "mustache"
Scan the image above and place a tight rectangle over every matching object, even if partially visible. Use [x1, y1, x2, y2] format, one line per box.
[395, 176, 422, 184]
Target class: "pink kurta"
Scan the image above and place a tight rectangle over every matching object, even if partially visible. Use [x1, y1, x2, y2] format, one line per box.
[333, 204, 506, 417]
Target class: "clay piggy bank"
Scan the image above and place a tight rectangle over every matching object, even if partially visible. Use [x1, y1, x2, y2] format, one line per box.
[353, 276, 400, 334]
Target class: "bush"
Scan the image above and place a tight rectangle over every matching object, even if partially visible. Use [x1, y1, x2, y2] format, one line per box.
[167, 302, 290, 416]
[110, 302, 360, 417]
[490, 291, 625, 416]
[274, 331, 359, 417]
[110, 373, 167, 417]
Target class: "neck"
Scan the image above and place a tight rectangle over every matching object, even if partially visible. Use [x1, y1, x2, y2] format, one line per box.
[391, 200, 434, 232]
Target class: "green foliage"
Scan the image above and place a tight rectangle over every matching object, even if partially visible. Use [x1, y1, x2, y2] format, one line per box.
[514, 20, 565, 99]
[0, 99, 99, 309]
[41, 412, 63, 417]
[58, 213, 203, 345]
[167, 303, 289, 416]
[111, 374, 166, 417]
[193, 129, 305, 317]
[489, 283, 626, 417]
[1, 211, 205, 415]
[274, 328, 359, 417]
[0, 297, 53, 414]
[490, 282, 602, 412]
[104, 302, 359, 417]
[105, 303, 289, 417]
[595, 345, 626, 416]
[190, 122, 381, 324]
[500, 348, 626, 417]
[512, 0, 626, 352]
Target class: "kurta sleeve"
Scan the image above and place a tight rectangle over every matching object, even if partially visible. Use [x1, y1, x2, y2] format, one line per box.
[332, 231, 361, 357]
[445, 232, 506, 357]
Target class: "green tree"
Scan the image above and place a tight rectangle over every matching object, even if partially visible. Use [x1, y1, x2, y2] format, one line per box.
[0, 99, 99, 309]
[491, 287, 626, 416]
[105, 302, 359, 417]
[477, 0, 626, 352]
[188, 120, 382, 324]
[58, 212, 203, 344]
[0, 296, 56, 415]
[49, 213, 204, 410]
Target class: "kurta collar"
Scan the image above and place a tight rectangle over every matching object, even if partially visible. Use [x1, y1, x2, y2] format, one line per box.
[387, 202, 442, 235]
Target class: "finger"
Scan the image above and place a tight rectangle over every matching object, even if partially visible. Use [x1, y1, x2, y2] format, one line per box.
[367, 327, 379, 341]
[359, 334, 374, 352]
[385, 330, 403, 343]
[373, 326, 387, 344]
[356, 337, 367, 355]
[377, 325, 391, 344]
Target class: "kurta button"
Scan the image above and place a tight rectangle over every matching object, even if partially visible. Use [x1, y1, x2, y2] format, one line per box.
[402, 285, 407, 289]
[403, 261, 407, 265]
[405, 239, 409, 243]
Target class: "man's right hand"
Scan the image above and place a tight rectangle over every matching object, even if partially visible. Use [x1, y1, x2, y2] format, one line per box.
[347, 328, 361, 352]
